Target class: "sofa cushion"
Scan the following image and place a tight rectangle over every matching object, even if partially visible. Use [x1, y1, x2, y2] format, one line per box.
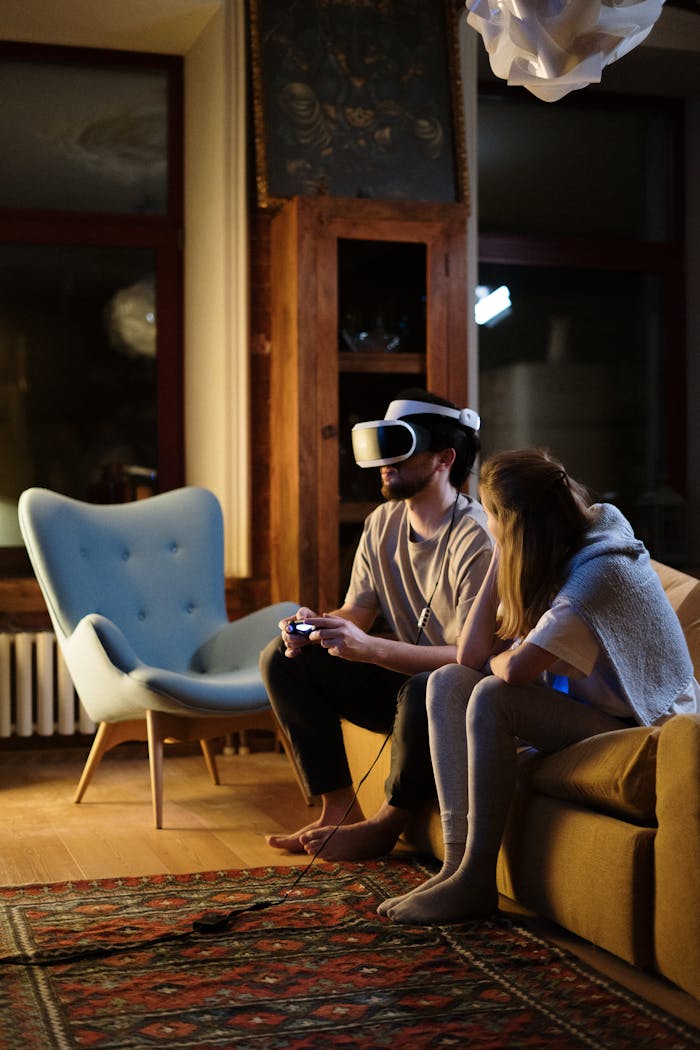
[498, 792, 655, 968]
[653, 713, 700, 1000]
[521, 726, 659, 824]
[652, 559, 700, 677]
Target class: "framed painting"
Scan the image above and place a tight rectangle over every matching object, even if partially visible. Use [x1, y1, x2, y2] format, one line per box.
[249, 0, 468, 207]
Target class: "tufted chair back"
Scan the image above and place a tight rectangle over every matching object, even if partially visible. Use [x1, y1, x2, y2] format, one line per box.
[17, 485, 306, 827]
[18, 486, 229, 673]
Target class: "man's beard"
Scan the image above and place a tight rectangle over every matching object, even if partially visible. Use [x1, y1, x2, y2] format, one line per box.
[381, 465, 436, 501]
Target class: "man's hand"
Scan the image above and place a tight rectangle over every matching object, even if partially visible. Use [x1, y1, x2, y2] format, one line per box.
[280, 607, 318, 658]
[298, 615, 376, 662]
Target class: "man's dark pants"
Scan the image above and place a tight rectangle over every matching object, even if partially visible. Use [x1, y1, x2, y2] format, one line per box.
[259, 637, 435, 809]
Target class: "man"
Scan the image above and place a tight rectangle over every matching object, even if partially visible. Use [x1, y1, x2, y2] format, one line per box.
[260, 388, 492, 860]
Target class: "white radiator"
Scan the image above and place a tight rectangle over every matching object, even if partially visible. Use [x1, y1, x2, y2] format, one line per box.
[0, 632, 95, 738]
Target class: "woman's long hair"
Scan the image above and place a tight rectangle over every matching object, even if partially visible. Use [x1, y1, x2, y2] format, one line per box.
[479, 449, 596, 639]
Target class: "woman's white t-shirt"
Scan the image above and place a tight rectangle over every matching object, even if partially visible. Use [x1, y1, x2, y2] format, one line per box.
[524, 598, 699, 723]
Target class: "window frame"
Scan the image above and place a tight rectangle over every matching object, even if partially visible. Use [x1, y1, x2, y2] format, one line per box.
[0, 42, 184, 574]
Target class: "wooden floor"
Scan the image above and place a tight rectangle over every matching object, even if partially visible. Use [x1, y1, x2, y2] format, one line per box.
[1, 738, 698, 1031]
[0, 738, 314, 884]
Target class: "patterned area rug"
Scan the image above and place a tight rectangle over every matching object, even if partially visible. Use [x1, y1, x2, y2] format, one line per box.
[0, 858, 698, 1049]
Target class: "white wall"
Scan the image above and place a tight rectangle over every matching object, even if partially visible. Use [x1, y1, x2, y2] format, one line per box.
[0, 0, 217, 53]
[184, 0, 251, 576]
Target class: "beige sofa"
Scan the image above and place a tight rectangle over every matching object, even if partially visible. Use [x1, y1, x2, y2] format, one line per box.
[342, 560, 700, 1000]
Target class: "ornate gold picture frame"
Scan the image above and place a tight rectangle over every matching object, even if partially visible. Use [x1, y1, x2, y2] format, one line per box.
[249, 0, 469, 208]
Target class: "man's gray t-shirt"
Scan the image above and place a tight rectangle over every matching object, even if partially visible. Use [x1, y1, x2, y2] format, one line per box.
[344, 494, 492, 646]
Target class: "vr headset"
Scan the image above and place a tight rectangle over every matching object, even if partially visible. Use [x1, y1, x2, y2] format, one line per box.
[351, 398, 480, 469]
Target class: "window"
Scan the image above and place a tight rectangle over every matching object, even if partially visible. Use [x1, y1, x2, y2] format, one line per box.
[477, 87, 686, 565]
[0, 43, 183, 573]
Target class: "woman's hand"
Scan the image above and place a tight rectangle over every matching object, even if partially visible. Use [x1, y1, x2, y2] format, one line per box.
[490, 642, 556, 686]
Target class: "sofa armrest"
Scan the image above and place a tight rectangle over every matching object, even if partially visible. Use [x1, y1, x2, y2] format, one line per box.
[653, 713, 700, 999]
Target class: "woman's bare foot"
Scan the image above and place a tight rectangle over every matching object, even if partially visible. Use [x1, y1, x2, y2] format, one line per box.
[377, 842, 465, 915]
[300, 801, 409, 861]
[265, 788, 365, 854]
[386, 870, 498, 925]
[377, 867, 454, 915]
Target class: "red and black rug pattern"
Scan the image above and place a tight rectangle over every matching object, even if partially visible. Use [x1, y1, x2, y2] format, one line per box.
[0, 858, 697, 1049]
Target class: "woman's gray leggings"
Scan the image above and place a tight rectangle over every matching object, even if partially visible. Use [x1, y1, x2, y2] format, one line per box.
[426, 665, 631, 854]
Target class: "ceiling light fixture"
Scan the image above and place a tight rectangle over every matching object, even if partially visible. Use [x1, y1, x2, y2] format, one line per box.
[465, 0, 666, 102]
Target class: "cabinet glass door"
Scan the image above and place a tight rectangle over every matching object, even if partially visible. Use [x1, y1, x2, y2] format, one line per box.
[337, 237, 428, 596]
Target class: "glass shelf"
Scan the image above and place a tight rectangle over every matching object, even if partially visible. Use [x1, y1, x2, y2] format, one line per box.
[338, 352, 425, 374]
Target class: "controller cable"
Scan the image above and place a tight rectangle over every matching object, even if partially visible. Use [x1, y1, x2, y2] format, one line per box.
[0, 738, 394, 968]
[0, 494, 461, 967]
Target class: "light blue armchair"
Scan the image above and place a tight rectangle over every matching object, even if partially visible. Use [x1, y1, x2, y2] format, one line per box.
[18, 485, 303, 827]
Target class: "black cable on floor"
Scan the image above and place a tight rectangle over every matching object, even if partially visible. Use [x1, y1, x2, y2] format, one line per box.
[0, 731, 393, 967]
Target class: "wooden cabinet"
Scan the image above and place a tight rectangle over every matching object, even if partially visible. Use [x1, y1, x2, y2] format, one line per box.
[269, 195, 469, 613]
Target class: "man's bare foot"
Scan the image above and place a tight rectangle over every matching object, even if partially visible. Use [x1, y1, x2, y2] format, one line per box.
[301, 820, 396, 860]
[385, 870, 498, 925]
[266, 817, 333, 854]
[300, 801, 409, 861]
[265, 789, 365, 854]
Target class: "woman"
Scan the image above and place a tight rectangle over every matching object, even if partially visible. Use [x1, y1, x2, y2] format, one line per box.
[379, 448, 697, 924]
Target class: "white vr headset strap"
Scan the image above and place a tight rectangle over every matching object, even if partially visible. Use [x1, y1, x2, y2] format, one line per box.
[385, 399, 480, 432]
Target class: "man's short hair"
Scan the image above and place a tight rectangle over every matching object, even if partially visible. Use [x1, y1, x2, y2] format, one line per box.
[392, 387, 480, 488]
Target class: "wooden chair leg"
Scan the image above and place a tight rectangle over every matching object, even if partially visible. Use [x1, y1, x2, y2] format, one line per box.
[199, 739, 221, 785]
[74, 722, 113, 804]
[74, 719, 148, 803]
[146, 710, 165, 829]
[76, 712, 313, 826]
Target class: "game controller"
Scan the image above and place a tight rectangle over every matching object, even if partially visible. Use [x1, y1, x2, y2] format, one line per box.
[287, 621, 314, 635]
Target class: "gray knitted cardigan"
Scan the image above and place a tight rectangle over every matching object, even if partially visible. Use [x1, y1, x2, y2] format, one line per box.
[557, 503, 693, 726]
